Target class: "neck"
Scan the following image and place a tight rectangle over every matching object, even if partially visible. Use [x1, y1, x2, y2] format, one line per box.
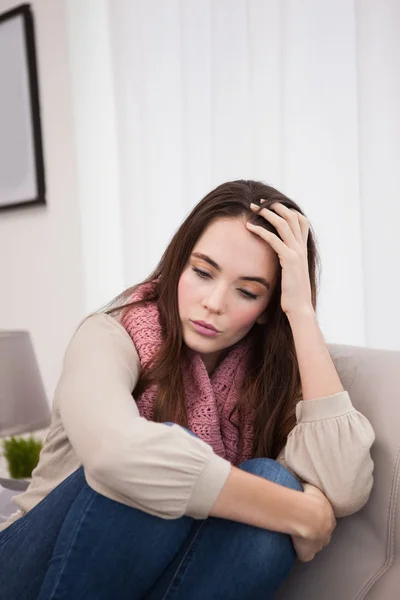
[201, 347, 230, 375]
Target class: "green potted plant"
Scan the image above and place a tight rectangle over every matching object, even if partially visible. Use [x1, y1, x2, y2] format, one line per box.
[1, 435, 43, 479]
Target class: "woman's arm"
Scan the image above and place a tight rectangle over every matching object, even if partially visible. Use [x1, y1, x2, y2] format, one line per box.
[287, 307, 345, 400]
[282, 309, 375, 517]
[210, 466, 336, 560]
[246, 204, 375, 518]
[57, 314, 231, 520]
[282, 391, 375, 517]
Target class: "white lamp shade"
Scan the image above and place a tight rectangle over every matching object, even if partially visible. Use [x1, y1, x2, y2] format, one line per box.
[0, 331, 50, 437]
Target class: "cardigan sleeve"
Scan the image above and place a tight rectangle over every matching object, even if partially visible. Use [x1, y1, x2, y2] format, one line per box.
[277, 391, 375, 518]
[57, 313, 231, 520]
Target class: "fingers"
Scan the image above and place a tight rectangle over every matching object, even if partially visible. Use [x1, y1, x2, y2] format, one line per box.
[245, 221, 287, 256]
[250, 201, 310, 247]
[277, 203, 309, 247]
[249, 202, 297, 247]
[292, 533, 332, 562]
[291, 535, 325, 562]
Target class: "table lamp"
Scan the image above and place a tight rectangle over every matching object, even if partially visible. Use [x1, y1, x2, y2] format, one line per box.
[0, 330, 50, 439]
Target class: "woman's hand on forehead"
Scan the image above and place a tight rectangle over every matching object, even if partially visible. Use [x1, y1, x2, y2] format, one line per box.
[246, 202, 313, 317]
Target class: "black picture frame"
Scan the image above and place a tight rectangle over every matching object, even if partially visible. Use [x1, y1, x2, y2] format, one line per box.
[0, 3, 46, 211]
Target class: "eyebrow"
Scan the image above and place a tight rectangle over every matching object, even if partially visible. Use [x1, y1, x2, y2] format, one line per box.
[191, 252, 271, 290]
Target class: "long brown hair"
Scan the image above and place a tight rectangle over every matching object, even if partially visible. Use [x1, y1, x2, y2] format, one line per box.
[104, 180, 321, 459]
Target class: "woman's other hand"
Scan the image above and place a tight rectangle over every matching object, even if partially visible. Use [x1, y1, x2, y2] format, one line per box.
[292, 483, 336, 562]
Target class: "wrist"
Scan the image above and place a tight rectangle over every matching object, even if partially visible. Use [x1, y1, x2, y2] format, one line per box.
[291, 491, 322, 539]
[294, 489, 336, 542]
[210, 466, 310, 536]
[285, 305, 316, 323]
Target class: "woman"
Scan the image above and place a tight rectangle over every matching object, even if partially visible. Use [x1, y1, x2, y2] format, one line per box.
[0, 180, 375, 600]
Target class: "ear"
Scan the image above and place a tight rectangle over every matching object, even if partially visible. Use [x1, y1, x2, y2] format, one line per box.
[256, 311, 268, 325]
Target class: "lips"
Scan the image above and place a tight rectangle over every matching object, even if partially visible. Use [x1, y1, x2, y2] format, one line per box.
[191, 320, 220, 333]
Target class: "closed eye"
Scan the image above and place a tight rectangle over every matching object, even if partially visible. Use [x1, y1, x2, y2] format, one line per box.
[239, 290, 258, 300]
[192, 267, 258, 301]
[192, 267, 211, 279]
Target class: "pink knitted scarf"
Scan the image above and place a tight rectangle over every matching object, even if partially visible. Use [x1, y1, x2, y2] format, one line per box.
[121, 283, 255, 465]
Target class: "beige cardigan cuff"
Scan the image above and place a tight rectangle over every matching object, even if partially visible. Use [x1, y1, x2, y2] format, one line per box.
[185, 453, 232, 519]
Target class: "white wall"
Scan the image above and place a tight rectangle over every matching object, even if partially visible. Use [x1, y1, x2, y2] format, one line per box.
[0, 0, 85, 399]
[108, 0, 367, 346]
[356, 0, 400, 349]
[65, 0, 124, 315]
[106, 0, 399, 351]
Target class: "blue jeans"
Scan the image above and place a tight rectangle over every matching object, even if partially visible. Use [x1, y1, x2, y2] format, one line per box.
[0, 426, 302, 600]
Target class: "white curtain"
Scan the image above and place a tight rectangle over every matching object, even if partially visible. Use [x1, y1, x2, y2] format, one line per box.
[67, 0, 400, 350]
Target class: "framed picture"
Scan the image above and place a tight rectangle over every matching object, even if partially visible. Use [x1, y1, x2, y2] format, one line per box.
[0, 3, 45, 211]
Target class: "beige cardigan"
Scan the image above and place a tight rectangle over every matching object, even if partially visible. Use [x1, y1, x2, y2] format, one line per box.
[0, 314, 375, 533]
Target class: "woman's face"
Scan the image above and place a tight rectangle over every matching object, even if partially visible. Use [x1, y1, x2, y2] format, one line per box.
[178, 217, 279, 374]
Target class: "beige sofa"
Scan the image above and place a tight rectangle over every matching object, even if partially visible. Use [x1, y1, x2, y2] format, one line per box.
[276, 343, 400, 600]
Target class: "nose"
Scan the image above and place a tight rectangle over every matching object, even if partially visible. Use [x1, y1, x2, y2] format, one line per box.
[202, 284, 226, 315]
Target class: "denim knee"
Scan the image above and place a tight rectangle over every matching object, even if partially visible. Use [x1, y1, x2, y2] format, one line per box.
[239, 458, 303, 492]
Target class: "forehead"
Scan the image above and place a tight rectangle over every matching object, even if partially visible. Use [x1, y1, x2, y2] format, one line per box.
[192, 217, 278, 279]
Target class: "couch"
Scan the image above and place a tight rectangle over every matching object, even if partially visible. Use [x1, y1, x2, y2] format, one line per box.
[276, 342, 400, 600]
[1, 343, 399, 599]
